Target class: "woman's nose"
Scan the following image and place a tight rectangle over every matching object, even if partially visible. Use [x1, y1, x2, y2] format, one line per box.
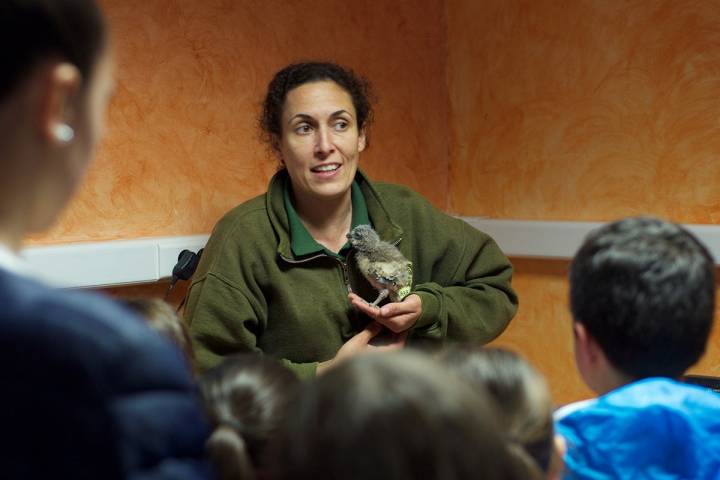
[314, 127, 335, 158]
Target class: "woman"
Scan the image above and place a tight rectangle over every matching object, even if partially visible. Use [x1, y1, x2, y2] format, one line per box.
[0, 1, 211, 477]
[185, 62, 518, 377]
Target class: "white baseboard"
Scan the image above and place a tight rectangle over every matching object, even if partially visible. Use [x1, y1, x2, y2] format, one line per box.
[19, 219, 720, 288]
[462, 218, 720, 265]
[22, 234, 209, 288]
[461, 218, 599, 259]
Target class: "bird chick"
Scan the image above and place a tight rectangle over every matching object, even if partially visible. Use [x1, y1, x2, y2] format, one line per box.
[347, 224, 413, 307]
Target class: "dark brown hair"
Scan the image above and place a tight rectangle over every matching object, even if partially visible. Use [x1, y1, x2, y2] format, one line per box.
[0, 0, 107, 102]
[438, 347, 555, 475]
[270, 351, 542, 480]
[120, 298, 196, 374]
[200, 354, 300, 480]
[570, 216, 715, 379]
[260, 61, 375, 151]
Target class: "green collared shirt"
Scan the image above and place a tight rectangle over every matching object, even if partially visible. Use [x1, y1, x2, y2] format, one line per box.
[284, 181, 371, 259]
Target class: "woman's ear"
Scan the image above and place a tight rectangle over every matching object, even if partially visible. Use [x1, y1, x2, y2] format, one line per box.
[358, 128, 367, 152]
[39, 62, 81, 146]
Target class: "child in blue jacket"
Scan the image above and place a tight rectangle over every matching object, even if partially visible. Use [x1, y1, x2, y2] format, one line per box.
[555, 216, 720, 479]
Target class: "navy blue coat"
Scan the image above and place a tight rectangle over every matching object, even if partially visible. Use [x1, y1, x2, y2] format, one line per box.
[0, 268, 213, 479]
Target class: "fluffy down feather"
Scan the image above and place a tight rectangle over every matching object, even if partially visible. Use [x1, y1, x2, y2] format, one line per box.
[347, 225, 413, 306]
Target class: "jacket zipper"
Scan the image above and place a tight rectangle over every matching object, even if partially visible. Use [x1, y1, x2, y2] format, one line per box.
[279, 253, 327, 265]
[279, 236, 403, 296]
[280, 253, 353, 294]
[338, 259, 352, 293]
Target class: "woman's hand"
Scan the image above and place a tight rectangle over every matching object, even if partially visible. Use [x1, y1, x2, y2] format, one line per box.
[349, 292, 422, 333]
[317, 321, 407, 374]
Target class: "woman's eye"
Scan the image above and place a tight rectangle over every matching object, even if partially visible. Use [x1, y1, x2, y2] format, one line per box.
[295, 124, 312, 134]
[334, 120, 349, 131]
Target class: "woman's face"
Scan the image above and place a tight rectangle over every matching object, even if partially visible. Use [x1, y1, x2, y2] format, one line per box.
[278, 80, 366, 204]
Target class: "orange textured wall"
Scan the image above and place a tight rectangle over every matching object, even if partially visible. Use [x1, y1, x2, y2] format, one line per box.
[488, 259, 592, 405]
[490, 260, 720, 405]
[449, 0, 720, 403]
[447, 0, 720, 222]
[57, 0, 720, 404]
[33, 0, 449, 244]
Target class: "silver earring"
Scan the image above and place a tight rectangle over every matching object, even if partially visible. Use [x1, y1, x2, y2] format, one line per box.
[54, 124, 75, 143]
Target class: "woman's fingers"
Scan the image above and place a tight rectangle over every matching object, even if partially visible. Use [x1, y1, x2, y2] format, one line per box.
[383, 314, 418, 333]
[378, 296, 419, 317]
[353, 321, 383, 344]
[348, 293, 422, 333]
[368, 331, 408, 352]
[349, 293, 380, 316]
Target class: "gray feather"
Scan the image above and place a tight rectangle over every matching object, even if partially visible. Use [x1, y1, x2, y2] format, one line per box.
[347, 225, 413, 303]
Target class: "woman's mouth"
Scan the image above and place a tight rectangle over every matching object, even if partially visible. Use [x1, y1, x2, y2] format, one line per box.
[311, 163, 341, 176]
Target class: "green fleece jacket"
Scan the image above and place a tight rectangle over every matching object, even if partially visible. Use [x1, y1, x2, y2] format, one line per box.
[185, 170, 518, 378]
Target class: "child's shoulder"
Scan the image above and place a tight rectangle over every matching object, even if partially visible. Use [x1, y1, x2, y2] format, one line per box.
[557, 377, 720, 421]
[553, 398, 596, 422]
[555, 378, 720, 479]
[605, 377, 720, 410]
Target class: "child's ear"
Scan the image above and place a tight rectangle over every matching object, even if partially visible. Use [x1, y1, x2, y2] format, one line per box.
[573, 321, 602, 374]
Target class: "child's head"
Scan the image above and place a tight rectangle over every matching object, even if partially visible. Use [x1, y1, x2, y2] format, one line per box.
[438, 347, 560, 478]
[570, 216, 715, 392]
[0, 0, 113, 235]
[271, 350, 542, 480]
[120, 298, 195, 372]
[200, 354, 300, 480]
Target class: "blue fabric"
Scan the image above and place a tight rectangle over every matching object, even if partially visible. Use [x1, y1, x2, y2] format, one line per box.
[555, 378, 720, 479]
[0, 268, 212, 479]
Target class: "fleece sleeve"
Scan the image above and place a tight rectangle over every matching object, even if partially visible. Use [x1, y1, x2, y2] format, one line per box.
[184, 274, 318, 379]
[410, 220, 518, 345]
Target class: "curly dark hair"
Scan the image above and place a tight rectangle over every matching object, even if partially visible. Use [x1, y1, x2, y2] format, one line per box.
[259, 61, 375, 151]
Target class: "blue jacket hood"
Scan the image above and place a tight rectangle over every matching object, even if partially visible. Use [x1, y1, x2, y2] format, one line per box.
[555, 378, 720, 479]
